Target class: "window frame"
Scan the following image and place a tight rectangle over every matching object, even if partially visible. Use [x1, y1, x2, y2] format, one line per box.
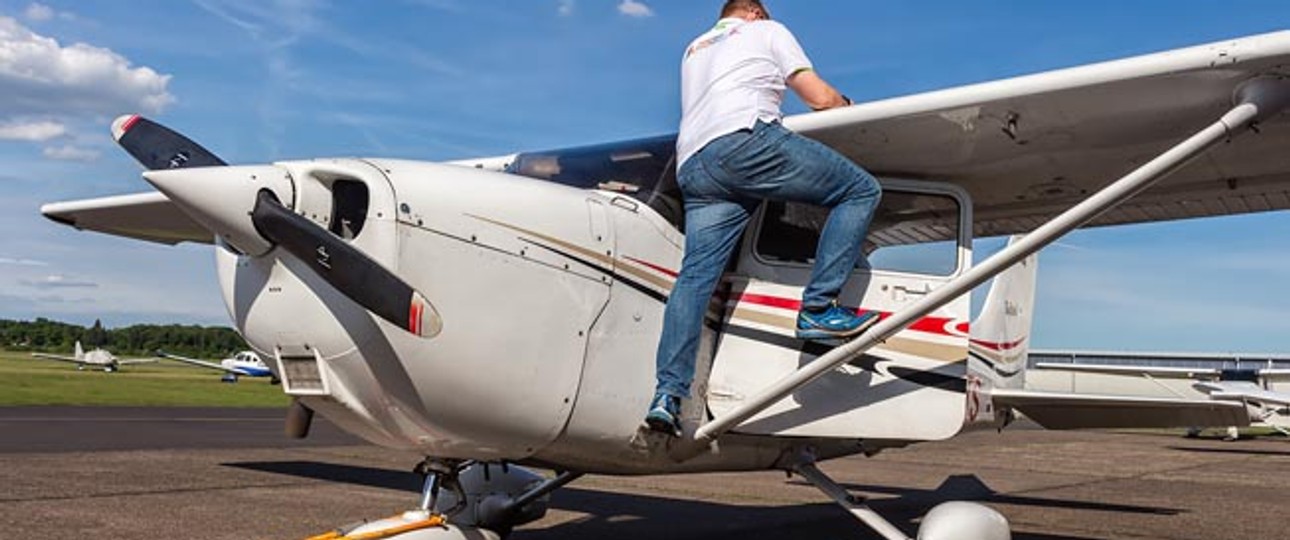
[746, 178, 974, 279]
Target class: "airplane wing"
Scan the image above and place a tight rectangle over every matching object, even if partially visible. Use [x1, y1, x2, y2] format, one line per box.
[991, 388, 1250, 429]
[116, 358, 160, 365]
[1033, 362, 1219, 379]
[40, 32, 1290, 246]
[30, 353, 81, 365]
[156, 351, 249, 375]
[40, 191, 212, 245]
[786, 31, 1290, 242]
[1195, 381, 1290, 407]
[1259, 369, 1290, 381]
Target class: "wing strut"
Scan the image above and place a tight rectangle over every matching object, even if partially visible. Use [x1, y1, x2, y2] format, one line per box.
[678, 77, 1290, 458]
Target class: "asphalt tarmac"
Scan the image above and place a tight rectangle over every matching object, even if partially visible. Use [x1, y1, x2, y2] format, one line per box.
[1, 407, 1287, 540]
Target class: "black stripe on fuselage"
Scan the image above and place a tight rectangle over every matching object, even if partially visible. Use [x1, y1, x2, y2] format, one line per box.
[522, 240, 668, 304]
[968, 350, 1023, 378]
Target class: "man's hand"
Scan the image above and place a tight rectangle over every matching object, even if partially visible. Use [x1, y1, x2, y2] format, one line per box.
[787, 69, 851, 110]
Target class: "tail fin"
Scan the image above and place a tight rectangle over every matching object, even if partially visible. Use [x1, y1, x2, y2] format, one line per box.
[74, 340, 84, 361]
[969, 235, 1038, 387]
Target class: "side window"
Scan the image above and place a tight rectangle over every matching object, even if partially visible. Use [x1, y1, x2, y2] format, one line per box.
[755, 190, 961, 276]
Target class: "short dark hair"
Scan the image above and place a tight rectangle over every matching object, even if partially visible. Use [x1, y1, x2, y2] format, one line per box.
[721, 0, 770, 19]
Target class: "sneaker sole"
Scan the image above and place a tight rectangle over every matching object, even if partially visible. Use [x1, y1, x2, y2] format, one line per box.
[796, 313, 880, 341]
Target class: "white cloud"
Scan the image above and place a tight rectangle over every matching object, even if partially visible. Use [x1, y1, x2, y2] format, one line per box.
[617, 0, 653, 18]
[42, 144, 99, 161]
[0, 16, 175, 118]
[558, 0, 575, 17]
[0, 257, 48, 266]
[20, 275, 98, 289]
[24, 3, 54, 22]
[0, 119, 65, 141]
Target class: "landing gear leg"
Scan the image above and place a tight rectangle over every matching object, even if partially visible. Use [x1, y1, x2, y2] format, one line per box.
[413, 459, 467, 518]
[787, 448, 1010, 540]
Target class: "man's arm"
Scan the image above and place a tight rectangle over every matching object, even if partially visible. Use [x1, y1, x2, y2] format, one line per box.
[787, 69, 851, 111]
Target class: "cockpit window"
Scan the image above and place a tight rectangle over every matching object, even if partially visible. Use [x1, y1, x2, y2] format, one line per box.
[507, 135, 684, 230]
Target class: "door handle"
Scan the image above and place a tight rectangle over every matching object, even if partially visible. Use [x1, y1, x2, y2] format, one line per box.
[890, 284, 932, 302]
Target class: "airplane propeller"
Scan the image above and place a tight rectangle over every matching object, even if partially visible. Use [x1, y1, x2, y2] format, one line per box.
[250, 189, 441, 338]
[117, 114, 441, 339]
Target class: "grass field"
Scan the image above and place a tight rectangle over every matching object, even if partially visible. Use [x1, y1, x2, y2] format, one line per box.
[0, 349, 290, 408]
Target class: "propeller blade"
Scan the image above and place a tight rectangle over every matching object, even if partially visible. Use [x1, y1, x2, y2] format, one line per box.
[251, 190, 442, 338]
[112, 114, 228, 170]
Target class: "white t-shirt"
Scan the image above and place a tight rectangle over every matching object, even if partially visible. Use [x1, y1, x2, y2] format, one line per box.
[676, 18, 813, 168]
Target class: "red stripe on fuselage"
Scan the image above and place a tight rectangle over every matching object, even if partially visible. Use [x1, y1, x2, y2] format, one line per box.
[733, 293, 959, 337]
[621, 256, 963, 338]
[969, 337, 1027, 351]
[624, 256, 679, 278]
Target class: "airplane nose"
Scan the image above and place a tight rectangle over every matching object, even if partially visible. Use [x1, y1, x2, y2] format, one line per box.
[144, 165, 294, 256]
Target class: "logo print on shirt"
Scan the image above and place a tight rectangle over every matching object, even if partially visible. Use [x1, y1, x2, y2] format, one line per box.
[685, 28, 740, 59]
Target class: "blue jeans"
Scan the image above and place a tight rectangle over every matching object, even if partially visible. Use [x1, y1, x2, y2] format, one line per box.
[654, 120, 882, 398]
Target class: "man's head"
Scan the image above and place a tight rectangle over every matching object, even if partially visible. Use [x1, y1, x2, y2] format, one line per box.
[721, 0, 770, 21]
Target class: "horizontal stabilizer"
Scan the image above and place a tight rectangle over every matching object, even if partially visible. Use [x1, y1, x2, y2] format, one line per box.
[992, 388, 1249, 429]
[41, 191, 212, 245]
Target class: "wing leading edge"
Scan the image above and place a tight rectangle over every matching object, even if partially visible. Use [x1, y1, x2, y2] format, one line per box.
[157, 351, 249, 375]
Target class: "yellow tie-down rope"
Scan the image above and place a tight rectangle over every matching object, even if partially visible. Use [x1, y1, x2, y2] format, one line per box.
[305, 514, 447, 540]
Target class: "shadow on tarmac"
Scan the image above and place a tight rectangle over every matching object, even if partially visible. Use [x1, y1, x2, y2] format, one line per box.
[1166, 445, 1290, 457]
[227, 460, 1106, 540]
[804, 474, 1180, 516]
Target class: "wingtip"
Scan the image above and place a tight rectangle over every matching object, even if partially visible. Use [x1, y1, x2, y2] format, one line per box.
[111, 114, 141, 142]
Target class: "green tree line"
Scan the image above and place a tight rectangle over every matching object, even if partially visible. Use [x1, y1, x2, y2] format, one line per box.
[0, 318, 247, 359]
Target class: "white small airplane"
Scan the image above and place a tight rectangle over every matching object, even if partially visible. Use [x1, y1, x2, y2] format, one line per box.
[30, 341, 157, 373]
[39, 30, 1290, 540]
[156, 350, 280, 384]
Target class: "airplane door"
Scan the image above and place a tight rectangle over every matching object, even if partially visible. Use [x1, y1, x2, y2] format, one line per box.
[707, 180, 974, 442]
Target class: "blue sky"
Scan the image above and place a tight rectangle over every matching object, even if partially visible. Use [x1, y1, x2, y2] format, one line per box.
[0, 1, 1286, 353]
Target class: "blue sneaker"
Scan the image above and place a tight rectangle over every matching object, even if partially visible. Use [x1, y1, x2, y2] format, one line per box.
[644, 393, 682, 437]
[796, 303, 880, 341]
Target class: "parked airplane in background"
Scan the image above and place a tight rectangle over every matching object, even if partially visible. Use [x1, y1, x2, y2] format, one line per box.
[156, 350, 280, 384]
[39, 31, 1290, 540]
[30, 341, 157, 373]
[975, 238, 1290, 439]
[1034, 356, 1290, 437]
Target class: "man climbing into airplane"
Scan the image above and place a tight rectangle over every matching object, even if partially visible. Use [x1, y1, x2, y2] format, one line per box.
[647, 0, 883, 436]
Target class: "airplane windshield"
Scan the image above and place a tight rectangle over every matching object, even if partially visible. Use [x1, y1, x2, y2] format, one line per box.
[507, 135, 684, 229]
